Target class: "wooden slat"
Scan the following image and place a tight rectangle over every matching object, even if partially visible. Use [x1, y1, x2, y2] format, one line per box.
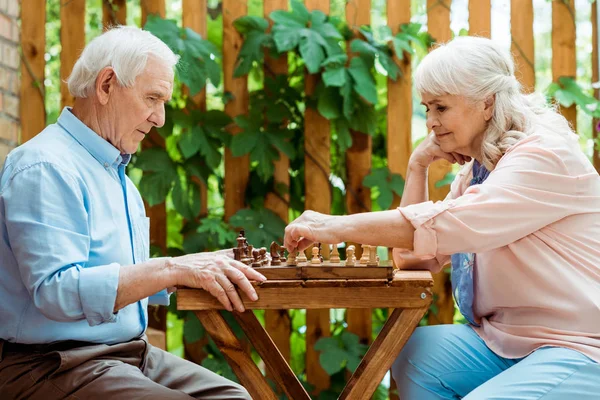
[195, 311, 278, 400]
[233, 311, 311, 400]
[592, 1, 599, 171]
[468, 0, 491, 37]
[339, 308, 429, 399]
[387, 0, 412, 206]
[20, 0, 46, 143]
[511, 0, 535, 93]
[102, 0, 126, 28]
[345, 0, 373, 353]
[263, 0, 291, 372]
[60, 0, 85, 108]
[182, 0, 209, 217]
[141, 0, 165, 25]
[426, 0, 455, 326]
[177, 285, 433, 310]
[304, 0, 332, 393]
[223, 0, 250, 219]
[552, 0, 577, 130]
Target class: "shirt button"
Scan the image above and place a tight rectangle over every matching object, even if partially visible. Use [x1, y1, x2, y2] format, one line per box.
[104, 162, 109, 168]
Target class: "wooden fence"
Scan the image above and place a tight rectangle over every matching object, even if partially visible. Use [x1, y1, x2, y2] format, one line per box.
[18, 0, 590, 397]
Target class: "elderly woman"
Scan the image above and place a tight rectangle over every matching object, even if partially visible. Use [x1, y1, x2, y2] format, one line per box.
[284, 36, 600, 398]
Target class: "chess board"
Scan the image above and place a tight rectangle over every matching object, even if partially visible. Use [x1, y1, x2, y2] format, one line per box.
[233, 230, 394, 281]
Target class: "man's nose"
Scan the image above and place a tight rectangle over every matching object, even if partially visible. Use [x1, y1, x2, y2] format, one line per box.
[148, 105, 166, 128]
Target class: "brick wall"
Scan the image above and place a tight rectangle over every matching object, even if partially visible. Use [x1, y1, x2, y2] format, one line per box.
[0, 0, 19, 166]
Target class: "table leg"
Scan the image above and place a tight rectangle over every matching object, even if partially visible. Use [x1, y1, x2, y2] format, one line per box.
[194, 310, 278, 400]
[233, 311, 311, 400]
[338, 307, 428, 400]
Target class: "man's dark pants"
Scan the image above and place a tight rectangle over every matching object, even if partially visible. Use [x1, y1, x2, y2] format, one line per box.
[0, 336, 250, 399]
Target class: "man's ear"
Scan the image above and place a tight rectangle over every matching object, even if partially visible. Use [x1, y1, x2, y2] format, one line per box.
[95, 67, 117, 105]
[483, 95, 495, 121]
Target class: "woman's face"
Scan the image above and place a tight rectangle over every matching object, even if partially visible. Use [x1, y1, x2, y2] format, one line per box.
[421, 93, 493, 159]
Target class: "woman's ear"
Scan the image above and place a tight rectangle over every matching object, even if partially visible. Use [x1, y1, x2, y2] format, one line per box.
[95, 67, 117, 105]
[483, 95, 495, 121]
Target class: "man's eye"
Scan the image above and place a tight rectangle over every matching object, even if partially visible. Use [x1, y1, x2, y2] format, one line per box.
[437, 106, 446, 112]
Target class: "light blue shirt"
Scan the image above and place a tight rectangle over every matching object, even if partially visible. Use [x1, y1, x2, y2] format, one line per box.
[0, 108, 169, 345]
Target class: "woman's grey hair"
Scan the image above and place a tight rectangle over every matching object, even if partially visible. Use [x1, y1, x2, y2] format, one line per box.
[414, 36, 574, 170]
[67, 26, 179, 99]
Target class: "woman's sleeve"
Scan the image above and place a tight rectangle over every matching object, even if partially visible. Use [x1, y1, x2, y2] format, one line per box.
[398, 144, 598, 258]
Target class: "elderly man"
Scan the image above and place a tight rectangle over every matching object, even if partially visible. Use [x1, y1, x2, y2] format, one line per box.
[0, 26, 262, 399]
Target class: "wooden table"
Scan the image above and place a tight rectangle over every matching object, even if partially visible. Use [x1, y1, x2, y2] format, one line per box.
[177, 269, 433, 400]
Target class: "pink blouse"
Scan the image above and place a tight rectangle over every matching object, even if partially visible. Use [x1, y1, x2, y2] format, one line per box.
[395, 131, 600, 362]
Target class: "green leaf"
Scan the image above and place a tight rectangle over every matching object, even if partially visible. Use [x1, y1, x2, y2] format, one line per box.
[348, 57, 378, 104]
[228, 208, 286, 247]
[144, 15, 183, 52]
[250, 139, 279, 180]
[349, 39, 377, 65]
[322, 67, 346, 87]
[317, 86, 342, 120]
[377, 50, 399, 81]
[319, 347, 346, 375]
[270, 9, 307, 28]
[233, 15, 269, 34]
[321, 53, 348, 68]
[349, 102, 377, 136]
[234, 31, 271, 77]
[139, 168, 176, 206]
[272, 24, 301, 52]
[363, 167, 405, 210]
[193, 125, 222, 170]
[230, 117, 260, 156]
[135, 148, 175, 172]
[299, 29, 326, 74]
[178, 128, 202, 159]
[172, 177, 201, 220]
[435, 171, 456, 188]
[183, 313, 205, 343]
[335, 119, 352, 153]
[290, 0, 311, 24]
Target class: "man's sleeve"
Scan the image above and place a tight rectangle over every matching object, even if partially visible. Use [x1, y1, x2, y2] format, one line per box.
[3, 162, 121, 326]
[398, 144, 598, 258]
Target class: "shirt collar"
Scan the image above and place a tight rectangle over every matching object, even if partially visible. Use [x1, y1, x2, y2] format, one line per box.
[57, 107, 126, 168]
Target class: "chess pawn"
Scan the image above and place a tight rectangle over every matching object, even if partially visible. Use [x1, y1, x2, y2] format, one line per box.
[329, 244, 340, 263]
[345, 245, 355, 266]
[297, 249, 308, 263]
[311, 246, 321, 264]
[259, 247, 269, 266]
[251, 248, 261, 268]
[287, 251, 298, 266]
[360, 244, 370, 265]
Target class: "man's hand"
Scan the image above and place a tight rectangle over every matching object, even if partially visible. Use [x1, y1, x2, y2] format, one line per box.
[168, 251, 267, 313]
[284, 210, 340, 253]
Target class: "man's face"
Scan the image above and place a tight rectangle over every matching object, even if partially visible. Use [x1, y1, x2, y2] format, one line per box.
[107, 57, 174, 154]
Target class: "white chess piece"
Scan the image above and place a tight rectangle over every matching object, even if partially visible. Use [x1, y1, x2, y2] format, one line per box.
[311, 246, 321, 264]
[330, 244, 340, 263]
[345, 245, 355, 266]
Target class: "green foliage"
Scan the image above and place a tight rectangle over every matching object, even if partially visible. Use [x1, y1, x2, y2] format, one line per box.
[363, 167, 405, 210]
[314, 331, 368, 375]
[547, 76, 600, 118]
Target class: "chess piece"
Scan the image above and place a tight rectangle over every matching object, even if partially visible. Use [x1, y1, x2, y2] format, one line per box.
[297, 249, 308, 263]
[367, 245, 378, 266]
[270, 242, 282, 265]
[360, 244, 370, 265]
[234, 230, 246, 261]
[345, 245, 355, 266]
[311, 246, 321, 264]
[259, 247, 269, 266]
[330, 244, 340, 263]
[287, 250, 298, 266]
[317, 243, 324, 262]
[251, 248, 261, 267]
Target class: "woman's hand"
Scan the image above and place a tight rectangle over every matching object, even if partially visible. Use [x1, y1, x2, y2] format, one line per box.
[168, 252, 267, 313]
[284, 210, 339, 253]
[410, 132, 471, 170]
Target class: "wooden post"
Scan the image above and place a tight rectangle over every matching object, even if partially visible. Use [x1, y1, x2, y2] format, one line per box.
[345, 0, 372, 352]
[20, 0, 46, 143]
[183, 0, 208, 218]
[305, 0, 331, 393]
[60, 0, 85, 109]
[141, 0, 165, 24]
[223, 0, 250, 220]
[511, 0, 535, 93]
[593, 0, 600, 171]
[468, 0, 491, 37]
[263, 0, 292, 369]
[552, 0, 577, 131]
[387, 4, 412, 398]
[426, 0, 454, 326]
[102, 0, 127, 28]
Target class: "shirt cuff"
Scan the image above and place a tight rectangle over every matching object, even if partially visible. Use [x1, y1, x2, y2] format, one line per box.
[148, 289, 171, 306]
[398, 201, 451, 259]
[79, 262, 120, 326]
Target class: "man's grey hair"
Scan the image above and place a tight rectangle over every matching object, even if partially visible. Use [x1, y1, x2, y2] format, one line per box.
[67, 25, 179, 98]
[414, 36, 574, 170]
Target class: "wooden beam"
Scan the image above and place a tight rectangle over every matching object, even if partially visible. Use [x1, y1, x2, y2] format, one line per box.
[345, 0, 373, 350]
[223, 0, 250, 220]
[183, 0, 208, 217]
[263, 0, 292, 371]
[552, 0, 577, 131]
[141, 0, 165, 26]
[102, 0, 127, 28]
[468, 0, 491, 37]
[426, 0, 455, 326]
[511, 0, 535, 93]
[20, 0, 46, 143]
[60, 0, 85, 108]
[195, 311, 278, 400]
[593, 0, 600, 171]
[339, 308, 429, 399]
[304, 0, 332, 393]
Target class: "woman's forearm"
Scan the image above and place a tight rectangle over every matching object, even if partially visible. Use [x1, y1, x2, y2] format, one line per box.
[400, 164, 429, 207]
